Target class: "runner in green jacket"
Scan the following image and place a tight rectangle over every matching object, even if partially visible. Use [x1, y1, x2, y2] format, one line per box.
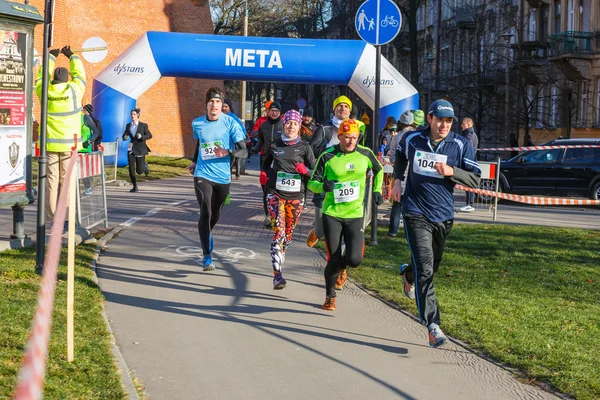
[308, 119, 383, 311]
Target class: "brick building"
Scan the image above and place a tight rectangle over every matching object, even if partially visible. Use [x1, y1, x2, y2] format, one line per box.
[29, 0, 220, 158]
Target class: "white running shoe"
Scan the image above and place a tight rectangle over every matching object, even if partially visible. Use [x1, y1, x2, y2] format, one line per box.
[459, 205, 475, 212]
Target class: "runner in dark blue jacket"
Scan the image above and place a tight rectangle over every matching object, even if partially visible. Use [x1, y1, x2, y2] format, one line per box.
[391, 99, 480, 348]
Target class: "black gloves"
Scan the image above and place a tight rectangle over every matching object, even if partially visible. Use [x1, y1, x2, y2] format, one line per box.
[323, 180, 338, 192]
[49, 48, 60, 57]
[82, 140, 90, 149]
[373, 192, 383, 205]
[61, 45, 73, 58]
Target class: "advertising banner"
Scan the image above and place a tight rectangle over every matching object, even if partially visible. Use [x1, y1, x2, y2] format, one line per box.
[0, 30, 27, 193]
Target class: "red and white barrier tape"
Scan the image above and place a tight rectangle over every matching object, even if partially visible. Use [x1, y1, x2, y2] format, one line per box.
[13, 150, 79, 400]
[479, 144, 600, 152]
[455, 184, 600, 206]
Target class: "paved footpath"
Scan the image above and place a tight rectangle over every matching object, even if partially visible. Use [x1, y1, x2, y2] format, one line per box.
[93, 160, 560, 399]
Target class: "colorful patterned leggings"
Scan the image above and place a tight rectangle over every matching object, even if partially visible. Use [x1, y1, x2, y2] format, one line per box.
[266, 194, 304, 273]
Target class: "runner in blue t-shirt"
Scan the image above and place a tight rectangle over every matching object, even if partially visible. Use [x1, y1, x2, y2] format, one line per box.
[186, 87, 247, 271]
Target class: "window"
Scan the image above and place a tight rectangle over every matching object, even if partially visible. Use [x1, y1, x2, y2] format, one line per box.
[550, 85, 559, 127]
[527, 86, 534, 126]
[429, 0, 436, 26]
[581, 81, 588, 126]
[562, 148, 599, 164]
[528, 10, 537, 41]
[417, 4, 425, 30]
[523, 149, 562, 164]
[489, 31, 495, 64]
[568, 0, 574, 31]
[597, 80, 600, 126]
[537, 87, 545, 128]
[553, 2, 561, 34]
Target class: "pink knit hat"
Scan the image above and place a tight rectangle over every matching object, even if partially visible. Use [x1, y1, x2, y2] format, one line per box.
[283, 109, 302, 125]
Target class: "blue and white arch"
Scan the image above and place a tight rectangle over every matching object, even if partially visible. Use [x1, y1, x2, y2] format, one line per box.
[92, 31, 419, 166]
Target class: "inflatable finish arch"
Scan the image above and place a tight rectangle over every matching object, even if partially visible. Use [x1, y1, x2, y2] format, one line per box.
[92, 32, 419, 166]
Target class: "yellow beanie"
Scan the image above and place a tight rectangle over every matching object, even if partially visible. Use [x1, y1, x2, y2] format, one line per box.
[338, 119, 361, 136]
[333, 95, 352, 111]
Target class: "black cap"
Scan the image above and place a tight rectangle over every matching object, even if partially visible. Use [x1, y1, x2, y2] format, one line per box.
[53, 67, 68, 83]
[269, 101, 281, 111]
[304, 107, 313, 117]
[223, 99, 234, 112]
[83, 104, 93, 114]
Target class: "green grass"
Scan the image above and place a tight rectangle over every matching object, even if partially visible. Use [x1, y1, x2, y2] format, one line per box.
[115, 155, 191, 182]
[348, 225, 600, 400]
[0, 246, 125, 399]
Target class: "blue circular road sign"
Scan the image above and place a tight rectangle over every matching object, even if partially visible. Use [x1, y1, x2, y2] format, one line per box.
[296, 97, 307, 109]
[355, 0, 402, 46]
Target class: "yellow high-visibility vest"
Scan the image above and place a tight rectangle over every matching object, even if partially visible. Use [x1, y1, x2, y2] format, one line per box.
[35, 54, 86, 152]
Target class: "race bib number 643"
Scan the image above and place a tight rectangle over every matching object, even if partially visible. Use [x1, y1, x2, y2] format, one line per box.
[413, 151, 447, 179]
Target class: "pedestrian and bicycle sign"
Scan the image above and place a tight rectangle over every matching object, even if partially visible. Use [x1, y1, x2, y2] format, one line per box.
[355, 0, 402, 46]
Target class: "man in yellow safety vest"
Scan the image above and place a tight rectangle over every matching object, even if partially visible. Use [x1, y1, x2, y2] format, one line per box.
[35, 45, 86, 220]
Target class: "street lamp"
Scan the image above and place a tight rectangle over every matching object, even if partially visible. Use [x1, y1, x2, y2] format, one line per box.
[502, 33, 513, 147]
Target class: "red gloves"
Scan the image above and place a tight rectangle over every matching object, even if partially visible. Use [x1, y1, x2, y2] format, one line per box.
[295, 163, 308, 175]
[259, 171, 269, 185]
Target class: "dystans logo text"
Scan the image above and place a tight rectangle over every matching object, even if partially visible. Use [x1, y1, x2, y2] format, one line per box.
[363, 76, 394, 88]
[114, 63, 145, 75]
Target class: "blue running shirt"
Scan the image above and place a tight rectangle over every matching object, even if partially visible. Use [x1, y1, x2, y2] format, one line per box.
[193, 113, 246, 184]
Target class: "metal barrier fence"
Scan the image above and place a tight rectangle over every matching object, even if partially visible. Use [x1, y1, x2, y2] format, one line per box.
[76, 151, 109, 229]
[454, 158, 501, 220]
[101, 138, 119, 184]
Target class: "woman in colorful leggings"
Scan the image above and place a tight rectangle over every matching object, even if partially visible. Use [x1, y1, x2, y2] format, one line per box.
[260, 110, 315, 289]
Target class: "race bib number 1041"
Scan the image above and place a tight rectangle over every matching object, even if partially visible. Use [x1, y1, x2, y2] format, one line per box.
[413, 151, 447, 179]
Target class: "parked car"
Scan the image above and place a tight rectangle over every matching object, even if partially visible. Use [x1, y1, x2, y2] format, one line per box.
[498, 138, 600, 200]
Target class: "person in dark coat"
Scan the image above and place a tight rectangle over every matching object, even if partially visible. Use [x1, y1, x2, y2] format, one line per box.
[459, 117, 478, 212]
[122, 108, 152, 192]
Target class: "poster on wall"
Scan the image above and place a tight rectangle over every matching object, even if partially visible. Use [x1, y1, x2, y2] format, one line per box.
[0, 30, 27, 193]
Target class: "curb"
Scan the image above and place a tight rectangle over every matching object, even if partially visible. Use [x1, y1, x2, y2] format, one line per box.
[91, 228, 141, 400]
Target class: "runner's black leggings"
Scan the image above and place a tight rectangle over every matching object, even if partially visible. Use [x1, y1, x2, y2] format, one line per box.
[194, 177, 230, 255]
[127, 152, 146, 187]
[323, 214, 364, 297]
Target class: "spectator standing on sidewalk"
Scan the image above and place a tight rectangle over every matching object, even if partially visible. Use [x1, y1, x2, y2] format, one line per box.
[186, 87, 247, 271]
[391, 99, 480, 347]
[122, 108, 152, 193]
[35, 45, 86, 221]
[387, 110, 415, 237]
[459, 117, 479, 212]
[260, 110, 315, 289]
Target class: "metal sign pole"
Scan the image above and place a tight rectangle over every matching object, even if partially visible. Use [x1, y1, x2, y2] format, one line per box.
[370, 45, 381, 246]
[493, 156, 501, 221]
[35, 0, 56, 272]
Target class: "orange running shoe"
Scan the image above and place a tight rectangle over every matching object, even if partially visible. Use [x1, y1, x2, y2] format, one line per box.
[334, 268, 348, 290]
[306, 228, 319, 247]
[322, 296, 336, 311]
